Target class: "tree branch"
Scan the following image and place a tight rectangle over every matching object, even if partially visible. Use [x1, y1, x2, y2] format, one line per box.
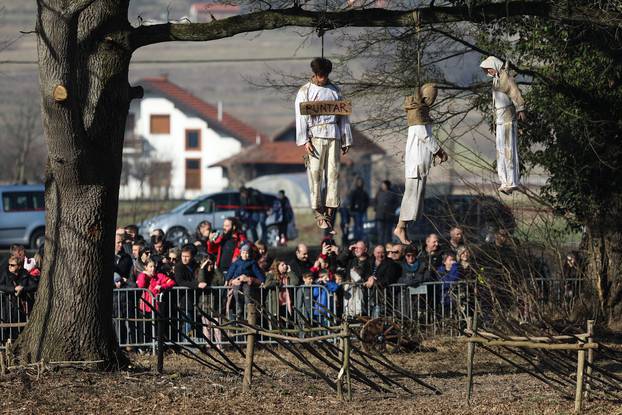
[129, 2, 548, 50]
[430, 27, 548, 82]
[129, 2, 622, 50]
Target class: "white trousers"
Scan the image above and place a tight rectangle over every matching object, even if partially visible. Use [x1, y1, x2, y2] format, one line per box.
[496, 120, 520, 187]
[398, 176, 427, 222]
[306, 137, 340, 210]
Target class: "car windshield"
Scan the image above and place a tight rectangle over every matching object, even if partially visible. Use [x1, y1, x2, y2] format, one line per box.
[170, 199, 195, 213]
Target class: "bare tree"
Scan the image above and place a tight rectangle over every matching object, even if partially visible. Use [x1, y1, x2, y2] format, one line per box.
[0, 101, 45, 183]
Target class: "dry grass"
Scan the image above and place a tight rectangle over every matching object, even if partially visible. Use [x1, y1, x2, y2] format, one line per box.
[1, 339, 619, 414]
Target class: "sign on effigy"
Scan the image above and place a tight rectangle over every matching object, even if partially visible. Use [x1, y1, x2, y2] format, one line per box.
[299, 100, 352, 116]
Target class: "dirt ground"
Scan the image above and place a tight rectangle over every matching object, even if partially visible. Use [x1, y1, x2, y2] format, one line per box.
[1, 339, 620, 415]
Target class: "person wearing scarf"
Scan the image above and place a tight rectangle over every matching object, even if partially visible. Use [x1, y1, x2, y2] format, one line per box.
[264, 260, 299, 317]
[479, 56, 526, 195]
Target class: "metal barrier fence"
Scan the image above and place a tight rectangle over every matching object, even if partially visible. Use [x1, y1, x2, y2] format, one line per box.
[156, 284, 338, 348]
[1, 278, 584, 349]
[0, 289, 29, 345]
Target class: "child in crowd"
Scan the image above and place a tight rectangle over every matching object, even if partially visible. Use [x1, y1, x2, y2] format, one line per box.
[436, 253, 460, 307]
[254, 240, 273, 272]
[264, 259, 297, 317]
[225, 243, 266, 320]
[313, 269, 332, 320]
[310, 256, 333, 280]
[296, 272, 315, 323]
[136, 258, 176, 313]
[330, 268, 346, 318]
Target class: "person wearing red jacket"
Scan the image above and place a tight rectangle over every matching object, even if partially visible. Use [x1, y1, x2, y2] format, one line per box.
[207, 217, 247, 274]
[136, 259, 176, 314]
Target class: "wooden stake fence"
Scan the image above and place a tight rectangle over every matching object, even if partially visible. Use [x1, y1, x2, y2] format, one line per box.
[242, 303, 257, 393]
[465, 320, 597, 413]
[239, 303, 353, 400]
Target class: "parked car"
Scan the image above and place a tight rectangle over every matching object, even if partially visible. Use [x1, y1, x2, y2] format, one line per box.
[349, 194, 516, 245]
[0, 184, 45, 249]
[138, 191, 298, 247]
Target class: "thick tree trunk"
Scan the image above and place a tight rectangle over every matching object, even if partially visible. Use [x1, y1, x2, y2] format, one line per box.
[14, 0, 133, 367]
[584, 225, 622, 330]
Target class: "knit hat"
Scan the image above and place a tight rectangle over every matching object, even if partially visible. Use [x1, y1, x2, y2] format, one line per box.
[240, 243, 252, 253]
[113, 272, 122, 283]
[404, 244, 418, 255]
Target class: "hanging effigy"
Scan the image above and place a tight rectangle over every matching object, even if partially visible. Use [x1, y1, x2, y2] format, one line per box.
[295, 57, 353, 232]
[393, 83, 448, 245]
[479, 56, 526, 195]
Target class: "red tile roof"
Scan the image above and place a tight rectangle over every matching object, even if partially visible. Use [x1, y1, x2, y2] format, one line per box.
[140, 77, 266, 146]
[211, 139, 368, 167]
[211, 141, 305, 167]
[272, 121, 386, 155]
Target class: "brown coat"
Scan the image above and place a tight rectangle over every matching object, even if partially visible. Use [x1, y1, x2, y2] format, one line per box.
[496, 70, 525, 113]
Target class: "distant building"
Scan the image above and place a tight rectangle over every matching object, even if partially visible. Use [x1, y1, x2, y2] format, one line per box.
[120, 76, 266, 200]
[212, 121, 386, 192]
[189, 3, 240, 22]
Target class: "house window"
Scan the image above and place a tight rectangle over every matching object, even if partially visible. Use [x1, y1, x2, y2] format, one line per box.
[185, 158, 201, 190]
[150, 114, 170, 134]
[185, 129, 201, 150]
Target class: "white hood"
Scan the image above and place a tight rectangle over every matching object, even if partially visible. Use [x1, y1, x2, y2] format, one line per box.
[480, 56, 504, 76]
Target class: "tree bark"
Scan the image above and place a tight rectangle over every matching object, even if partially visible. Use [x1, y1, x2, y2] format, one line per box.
[14, 0, 133, 368]
[584, 226, 622, 330]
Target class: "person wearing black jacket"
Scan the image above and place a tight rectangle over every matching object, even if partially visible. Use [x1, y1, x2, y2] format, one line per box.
[191, 220, 214, 255]
[288, 244, 313, 281]
[0, 255, 38, 340]
[417, 234, 443, 281]
[114, 235, 140, 347]
[114, 235, 133, 283]
[348, 177, 370, 241]
[374, 180, 400, 245]
[174, 245, 200, 340]
[337, 240, 372, 280]
[362, 245, 401, 317]
[365, 245, 401, 289]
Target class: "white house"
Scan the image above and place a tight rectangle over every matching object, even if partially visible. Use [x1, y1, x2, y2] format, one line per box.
[120, 76, 265, 200]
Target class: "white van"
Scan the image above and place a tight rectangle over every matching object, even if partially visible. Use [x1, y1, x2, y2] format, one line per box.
[0, 184, 45, 248]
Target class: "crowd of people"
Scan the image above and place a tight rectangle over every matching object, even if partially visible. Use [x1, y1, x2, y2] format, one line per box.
[108, 220, 506, 336]
[1, 213, 584, 344]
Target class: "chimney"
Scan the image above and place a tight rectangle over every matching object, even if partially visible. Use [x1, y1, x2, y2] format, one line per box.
[217, 101, 223, 122]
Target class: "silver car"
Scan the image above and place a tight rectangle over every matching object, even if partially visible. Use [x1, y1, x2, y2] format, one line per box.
[0, 184, 46, 249]
[138, 191, 297, 246]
